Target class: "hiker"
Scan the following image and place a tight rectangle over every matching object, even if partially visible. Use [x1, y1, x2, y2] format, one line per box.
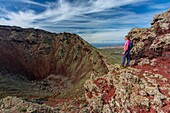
[121, 36, 133, 67]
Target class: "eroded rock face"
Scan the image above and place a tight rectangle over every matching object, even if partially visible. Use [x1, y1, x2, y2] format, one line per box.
[128, 9, 170, 60]
[0, 25, 108, 81]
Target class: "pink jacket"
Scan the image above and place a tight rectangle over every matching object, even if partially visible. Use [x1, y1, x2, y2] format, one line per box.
[124, 40, 130, 51]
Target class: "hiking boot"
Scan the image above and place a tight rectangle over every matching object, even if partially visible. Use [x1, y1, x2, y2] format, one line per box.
[118, 65, 125, 69]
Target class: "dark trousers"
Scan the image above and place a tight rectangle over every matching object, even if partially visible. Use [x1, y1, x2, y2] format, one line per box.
[121, 51, 130, 67]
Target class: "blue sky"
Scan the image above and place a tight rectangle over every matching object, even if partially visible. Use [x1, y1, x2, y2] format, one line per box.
[0, 0, 169, 44]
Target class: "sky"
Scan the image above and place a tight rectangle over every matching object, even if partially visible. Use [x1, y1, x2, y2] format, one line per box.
[0, 0, 170, 45]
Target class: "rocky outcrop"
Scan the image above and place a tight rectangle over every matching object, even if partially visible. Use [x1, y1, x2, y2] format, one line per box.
[128, 9, 170, 60]
[0, 25, 108, 82]
[83, 65, 170, 112]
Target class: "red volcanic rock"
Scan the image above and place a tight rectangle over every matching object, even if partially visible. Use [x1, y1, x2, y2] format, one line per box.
[135, 56, 170, 81]
[128, 9, 170, 60]
[86, 92, 93, 99]
[0, 25, 108, 82]
[93, 78, 116, 104]
[84, 66, 170, 113]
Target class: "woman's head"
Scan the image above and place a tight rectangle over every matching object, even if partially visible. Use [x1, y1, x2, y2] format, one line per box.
[125, 36, 130, 40]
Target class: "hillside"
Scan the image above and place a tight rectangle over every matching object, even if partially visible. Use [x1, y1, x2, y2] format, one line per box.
[0, 25, 109, 99]
[0, 25, 108, 80]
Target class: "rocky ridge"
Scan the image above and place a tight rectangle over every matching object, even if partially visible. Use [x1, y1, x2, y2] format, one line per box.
[82, 9, 170, 112]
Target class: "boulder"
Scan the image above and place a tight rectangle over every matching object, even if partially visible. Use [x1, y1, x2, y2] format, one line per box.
[127, 9, 170, 60]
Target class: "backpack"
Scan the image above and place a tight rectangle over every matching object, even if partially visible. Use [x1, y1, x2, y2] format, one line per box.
[129, 41, 133, 50]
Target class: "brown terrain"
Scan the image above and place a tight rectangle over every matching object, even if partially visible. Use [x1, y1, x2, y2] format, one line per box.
[0, 9, 170, 113]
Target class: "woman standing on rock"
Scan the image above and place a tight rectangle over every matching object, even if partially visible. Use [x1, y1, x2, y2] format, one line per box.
[121, 36, 133, 67]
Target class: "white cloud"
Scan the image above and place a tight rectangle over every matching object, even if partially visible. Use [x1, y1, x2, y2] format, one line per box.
[1, 10, 38, 28]
[1, 0, 165, 44]
[12, 0, 47, 7]
[0, 0, 148, 27]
